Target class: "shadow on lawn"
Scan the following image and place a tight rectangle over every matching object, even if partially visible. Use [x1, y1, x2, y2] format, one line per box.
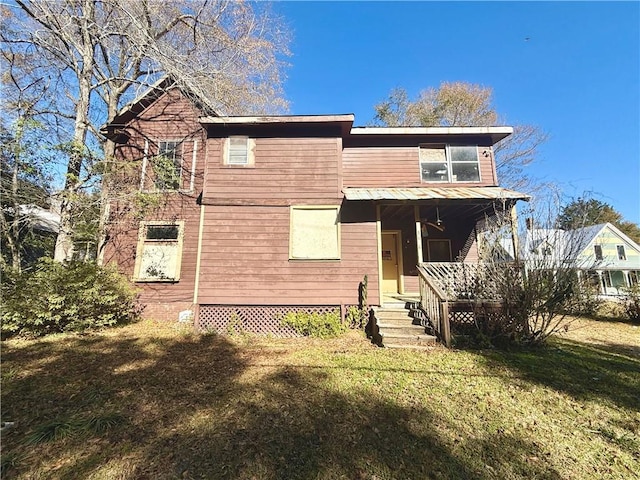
[480, 337, 640, 412]
[2, 331, 563, 480]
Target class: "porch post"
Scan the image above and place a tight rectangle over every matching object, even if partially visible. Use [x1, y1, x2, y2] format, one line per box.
[376, 203, 383, 305]
[414, 206, 423, 264]
[596, 270, 604, 294]
[509, 203, 520, 263]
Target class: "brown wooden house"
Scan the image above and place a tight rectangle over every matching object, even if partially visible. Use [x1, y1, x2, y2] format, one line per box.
[104, 82, 528, 343]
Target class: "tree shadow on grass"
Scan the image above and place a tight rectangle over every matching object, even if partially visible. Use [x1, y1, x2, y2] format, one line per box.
[2, 331, 564, 479]
[479, 337, 640, 412]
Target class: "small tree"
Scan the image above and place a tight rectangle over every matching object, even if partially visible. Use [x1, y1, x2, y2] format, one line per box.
[467, 200, 601, 346]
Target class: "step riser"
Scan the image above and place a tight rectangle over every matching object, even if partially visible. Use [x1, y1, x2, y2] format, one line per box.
[373, 306, 438, 348]
[376, 313, 414, 320]
[383, 339, 437, 347]
[378, 326, 425, 336]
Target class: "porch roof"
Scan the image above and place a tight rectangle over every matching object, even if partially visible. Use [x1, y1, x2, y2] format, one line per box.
[342, 186, 530, 202]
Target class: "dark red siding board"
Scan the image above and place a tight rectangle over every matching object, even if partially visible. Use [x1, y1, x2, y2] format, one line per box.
[343, 146, 497, 188]
[196, 205, 379, 306]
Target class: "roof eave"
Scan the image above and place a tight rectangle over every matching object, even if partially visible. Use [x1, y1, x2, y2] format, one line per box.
[349, 126, 514, 144]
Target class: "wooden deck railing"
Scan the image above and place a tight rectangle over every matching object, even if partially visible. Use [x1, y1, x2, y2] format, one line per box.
[417, 262, 515, 347]
[417, 264, 451, 347]
[418, 262, 504, 301]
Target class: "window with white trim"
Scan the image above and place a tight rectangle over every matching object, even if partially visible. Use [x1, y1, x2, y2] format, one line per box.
[153, 141, 182, 190]
[224, 136, 254, 166]
[594, 244, 603, 261]
[419, 145, 481, 183]
[289, 206, 340, 260]
[617, 245, 626, 260]
[134, 222, 184, 281]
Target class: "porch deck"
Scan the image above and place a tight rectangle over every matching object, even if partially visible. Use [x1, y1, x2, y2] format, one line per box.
[417, 262, 509, 346]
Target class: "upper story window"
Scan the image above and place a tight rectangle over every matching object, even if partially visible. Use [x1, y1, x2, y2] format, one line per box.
[419, 145, 480, 183]
[617, 245, 626, 260]
[224, 136, 255, 166]
[594, 244, 603, 260]
[153, 140, 182, 190]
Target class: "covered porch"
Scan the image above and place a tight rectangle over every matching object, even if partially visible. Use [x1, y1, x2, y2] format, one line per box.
[344, 186, 529, 347]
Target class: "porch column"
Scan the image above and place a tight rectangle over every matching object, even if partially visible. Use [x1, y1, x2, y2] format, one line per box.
[376, 204, 383, 305]
[414, 206, 423, 264]
[509, 203, 520, 262]
[623, 270, 631, 288]
[596, 270, 604, 294]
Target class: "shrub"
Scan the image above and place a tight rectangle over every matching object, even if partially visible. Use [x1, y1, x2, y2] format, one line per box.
[281, 309, 345, 338]
[622, 284, 640, 323]
[1, 258, 140, 338]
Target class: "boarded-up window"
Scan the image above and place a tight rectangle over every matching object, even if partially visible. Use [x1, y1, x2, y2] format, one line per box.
[134, 222, 184, 281]
[419, 145, 448, 182]
[290, 206, 340, 260]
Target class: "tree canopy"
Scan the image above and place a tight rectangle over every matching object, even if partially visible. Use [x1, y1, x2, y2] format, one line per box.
[4, 0, 290, 262]
[373, 82, 547, 191]
[556, 197, 640, 243]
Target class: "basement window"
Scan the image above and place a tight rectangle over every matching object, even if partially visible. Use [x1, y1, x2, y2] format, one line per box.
[134, 221, 184, 281]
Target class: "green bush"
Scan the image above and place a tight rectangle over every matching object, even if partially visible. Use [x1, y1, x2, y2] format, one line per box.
[1, 258, 140, 338]
[281, 309, 346, 338]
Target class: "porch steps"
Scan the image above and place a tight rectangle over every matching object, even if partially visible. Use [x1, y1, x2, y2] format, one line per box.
[373, 304, 437, 349]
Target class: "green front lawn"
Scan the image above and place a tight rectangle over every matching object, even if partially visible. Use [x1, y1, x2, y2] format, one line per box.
[1, 317, 638, 479]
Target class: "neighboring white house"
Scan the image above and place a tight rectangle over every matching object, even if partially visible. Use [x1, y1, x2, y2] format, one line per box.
[17, 204, 61, 234]
[522, 223, 640, 296]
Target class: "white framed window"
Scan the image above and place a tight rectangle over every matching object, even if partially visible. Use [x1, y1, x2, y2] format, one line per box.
[594, 244, 603, 261]
[152, 140, 182, 190]
[134, 221, 184, 281]
[617, 245, 626, 260]
[289, 206, 340, 260]
[223, 136, 255, 166]
[419, 145, 481, 183]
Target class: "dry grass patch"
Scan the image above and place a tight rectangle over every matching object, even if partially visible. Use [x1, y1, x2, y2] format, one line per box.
[1, 318, 638, 479]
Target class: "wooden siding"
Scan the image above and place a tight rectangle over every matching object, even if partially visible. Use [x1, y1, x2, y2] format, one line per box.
[343, 146, 497, 188]
[104, 88, 208, 320]
[203, 137, 342, 205]
[577, 226, 640, 269]
[196, 202, 379, 306]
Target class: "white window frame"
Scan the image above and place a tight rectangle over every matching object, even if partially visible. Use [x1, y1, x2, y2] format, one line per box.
[223, 136, 255, 167]
[419, 144, 481, 183]
[617, 245, 626, 260]
[140, 139, 184, 191]
[289, 205, 341, 261]
[133, 221, 184, 282]
[594, 244, 603, 261]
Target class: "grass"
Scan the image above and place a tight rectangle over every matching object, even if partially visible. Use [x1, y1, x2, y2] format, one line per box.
[1, 317, 638, 479]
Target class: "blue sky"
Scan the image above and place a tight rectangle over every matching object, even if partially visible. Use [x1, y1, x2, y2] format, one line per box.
[274, 1, 640, 224]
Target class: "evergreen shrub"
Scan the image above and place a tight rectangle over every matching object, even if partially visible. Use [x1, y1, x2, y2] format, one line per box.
[1, 258, 140, 338]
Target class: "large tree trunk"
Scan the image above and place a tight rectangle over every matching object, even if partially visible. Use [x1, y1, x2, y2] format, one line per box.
[53, 0, 95, 262]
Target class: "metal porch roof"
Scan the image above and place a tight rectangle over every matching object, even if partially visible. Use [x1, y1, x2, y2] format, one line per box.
[342, 187, 530, 202]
